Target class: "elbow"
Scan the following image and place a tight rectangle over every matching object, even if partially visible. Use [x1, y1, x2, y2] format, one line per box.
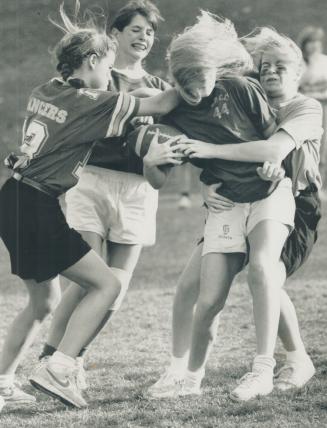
[150, 180, 164, 190]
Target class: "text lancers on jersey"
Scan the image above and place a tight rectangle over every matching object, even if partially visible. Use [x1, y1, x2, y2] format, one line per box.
[27, 97, 67, 124]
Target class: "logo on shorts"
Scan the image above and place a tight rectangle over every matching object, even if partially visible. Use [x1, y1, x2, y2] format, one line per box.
[223, 225, 230, 235]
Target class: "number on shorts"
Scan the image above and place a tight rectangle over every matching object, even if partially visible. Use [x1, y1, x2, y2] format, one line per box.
[21, 119, 49, 158]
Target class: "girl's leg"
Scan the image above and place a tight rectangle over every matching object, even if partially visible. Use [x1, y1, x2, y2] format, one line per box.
[275, 288, 315, 390]
[186, 253, 243, 379]
[0, 278, 61, 403]
[147, 244, 203, 395]
[150, 252, 244, 398]
[231, 220, 289, 401]
[30, 249, 122, 407]
[79, 241, 142, 348]
[172, 243, 203, 359]
[40, 231, 103, 356]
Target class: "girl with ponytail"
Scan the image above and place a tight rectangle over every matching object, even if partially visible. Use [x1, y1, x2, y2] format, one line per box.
[0, 1, 178, 410]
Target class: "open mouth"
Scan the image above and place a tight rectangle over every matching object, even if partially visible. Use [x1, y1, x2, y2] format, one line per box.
[265, 77, 279, 83]
[131, 43, 147, 52]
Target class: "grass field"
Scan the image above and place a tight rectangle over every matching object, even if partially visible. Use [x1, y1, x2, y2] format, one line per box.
[0, 195, 326, 427]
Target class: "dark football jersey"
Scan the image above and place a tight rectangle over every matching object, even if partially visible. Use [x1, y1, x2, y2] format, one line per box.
[163, 76, 276, 203]
[15, 78, 139, 195]
[88, 69, 170, 174]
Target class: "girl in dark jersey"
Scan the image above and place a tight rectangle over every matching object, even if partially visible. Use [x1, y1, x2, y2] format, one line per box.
[147, 26, 321, 401]
[37, 0, 179, 392]
[0, 2, 179, 410]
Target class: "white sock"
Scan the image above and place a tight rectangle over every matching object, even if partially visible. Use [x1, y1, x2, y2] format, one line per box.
[253, 355, 276, 375]
[0, 374, 14, 389]
[286, 349, 310, 364]
[48, 351, 76, 374]
[169, 354, 189, 375]
[185, 368, 205, 385]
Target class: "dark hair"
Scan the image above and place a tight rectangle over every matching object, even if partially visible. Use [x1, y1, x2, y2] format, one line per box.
[111, 0, 163, 32]
[51, 2, 117, 81]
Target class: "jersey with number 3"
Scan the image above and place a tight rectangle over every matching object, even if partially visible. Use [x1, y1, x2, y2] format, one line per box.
[16, 78, 139, 196]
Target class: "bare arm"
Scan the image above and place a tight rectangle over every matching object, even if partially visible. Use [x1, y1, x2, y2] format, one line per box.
[143, 164, 172, 189]
[137, 88, 180, 116]
[177, 130, 296, 164]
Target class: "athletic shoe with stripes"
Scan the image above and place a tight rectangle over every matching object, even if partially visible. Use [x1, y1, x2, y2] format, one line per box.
[29, 364, 87, 408]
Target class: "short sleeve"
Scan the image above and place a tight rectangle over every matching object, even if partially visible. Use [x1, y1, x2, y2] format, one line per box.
[74, 88, 140, 141]
[277, 97, 323, 149]
[231, 77, 276, 132]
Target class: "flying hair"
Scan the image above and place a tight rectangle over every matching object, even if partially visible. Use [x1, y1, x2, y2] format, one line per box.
[50, 1, 117, 81]
[167, 10, 253, 100]
[242, 27, 303, 72]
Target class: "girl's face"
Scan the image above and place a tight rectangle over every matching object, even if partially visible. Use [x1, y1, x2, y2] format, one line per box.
[303, 39, 323, 57]
[175, 68, 217, 105]
[88, 50, 116, 90]
[260, 47, 300, 98]
[114, 14, 155, 62]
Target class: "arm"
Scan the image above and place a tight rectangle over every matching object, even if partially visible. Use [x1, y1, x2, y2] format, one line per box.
[137, 88, 180, 116]
[177, 130, 296, 164]
[143, 163, 171, 189]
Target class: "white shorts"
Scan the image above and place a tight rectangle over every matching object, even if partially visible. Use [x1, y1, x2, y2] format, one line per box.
[65, 165, 158, 246]
[203, 178, 295, 255]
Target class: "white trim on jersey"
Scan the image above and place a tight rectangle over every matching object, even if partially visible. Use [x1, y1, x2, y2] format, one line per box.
[106, 93, 137, 138]
[135, 125, 148, 157]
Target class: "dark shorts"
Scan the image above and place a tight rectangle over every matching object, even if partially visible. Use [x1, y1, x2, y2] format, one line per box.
[0, 178, 91, 283]
[196, 185, 321, 277]
[281, 185, 321, 277]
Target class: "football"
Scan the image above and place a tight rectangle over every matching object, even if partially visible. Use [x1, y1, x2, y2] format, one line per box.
[126, 123, 187, 163]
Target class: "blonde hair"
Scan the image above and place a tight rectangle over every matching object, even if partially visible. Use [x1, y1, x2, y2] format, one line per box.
[51, 1, 117, 80]
[167, 11, 253, 102]
[243, 27, 303, 73]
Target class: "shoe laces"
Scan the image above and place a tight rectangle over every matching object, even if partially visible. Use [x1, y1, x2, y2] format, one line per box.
[237, 371, 265, 389]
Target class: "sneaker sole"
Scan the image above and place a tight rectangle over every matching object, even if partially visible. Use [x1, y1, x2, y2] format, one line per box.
[29, 376, 86, 409]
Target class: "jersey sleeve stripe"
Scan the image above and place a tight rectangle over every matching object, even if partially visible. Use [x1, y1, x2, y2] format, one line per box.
[106, 93, 137, 138]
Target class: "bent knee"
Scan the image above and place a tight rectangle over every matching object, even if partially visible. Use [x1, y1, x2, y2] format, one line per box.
[31, 295, 61, 320]
[197, 295, 226, 317]
[248, 258, 276, 288]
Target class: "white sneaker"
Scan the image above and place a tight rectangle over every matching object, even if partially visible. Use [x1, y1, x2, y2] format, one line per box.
[29, 364, 87, 408]
[0, 396, 5, 412]
[0, 383, 36, 405]
[274, 357, 315, 391]
[230, 371, 273, 402]
[178, 195, 192, 209]
[147, 369, 184, 398]
[75, 357, 88, 391]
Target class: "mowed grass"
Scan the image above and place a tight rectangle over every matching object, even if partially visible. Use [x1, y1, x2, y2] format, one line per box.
[0, 195, 326, 427]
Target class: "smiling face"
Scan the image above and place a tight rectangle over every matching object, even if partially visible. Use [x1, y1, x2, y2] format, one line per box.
[260, 47, 301, 99]
[113, 14, 155, 62]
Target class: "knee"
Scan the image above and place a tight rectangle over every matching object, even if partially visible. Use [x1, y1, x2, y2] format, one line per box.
[248, 257, 274, 291]
[31, 292, 61, 320]
[176, 276, 199, 305]
[196, 294, 226, 319]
